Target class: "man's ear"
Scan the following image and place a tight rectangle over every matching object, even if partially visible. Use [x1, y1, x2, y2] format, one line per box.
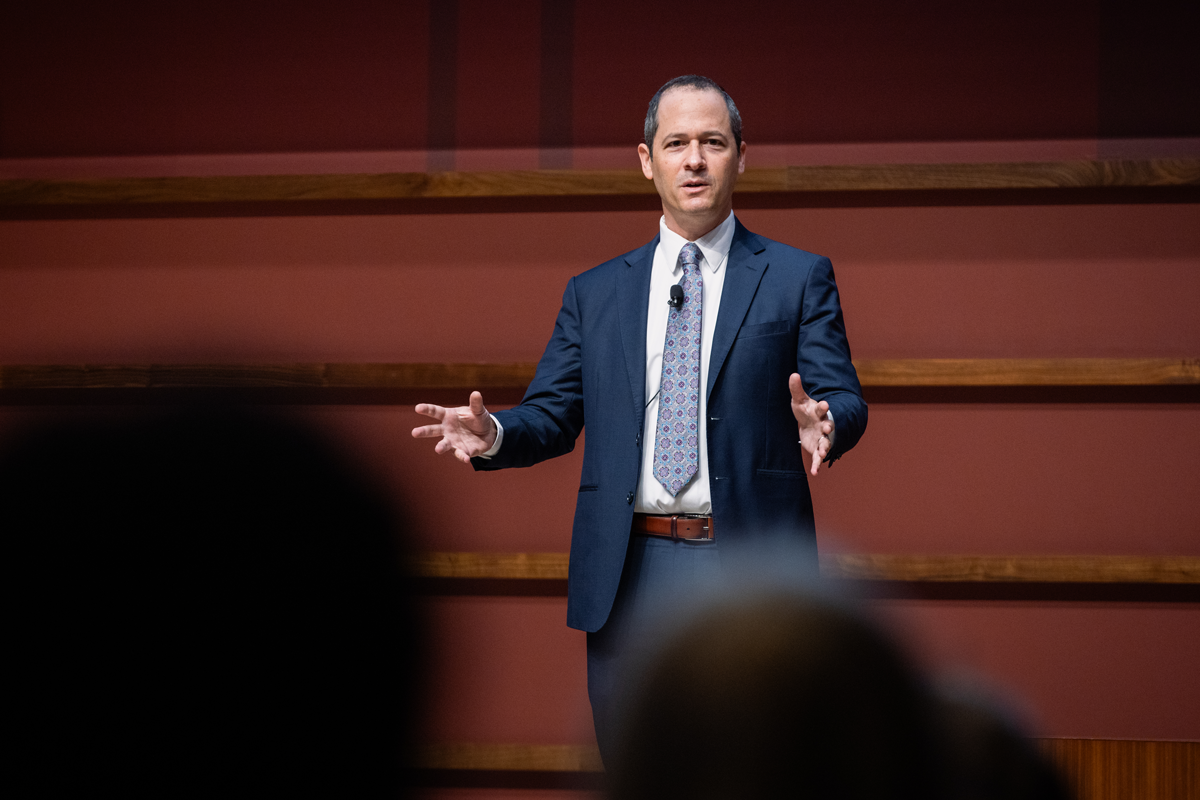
[737, 141, 747, 174]
[638, 142, 654, 180]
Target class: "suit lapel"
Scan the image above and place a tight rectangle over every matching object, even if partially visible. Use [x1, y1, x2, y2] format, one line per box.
[707, 221, 768, 401]
[618, 236, 657, 416]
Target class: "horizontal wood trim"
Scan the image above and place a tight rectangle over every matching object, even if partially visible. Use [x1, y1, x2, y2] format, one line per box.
[854, 358, 1200, 387]
[784, 159, 1200, 192]
[416, 740, 1200, 799]
[0, 363, 536, 391]
[1, 159, 1196, 207]
[412, 552, 569, 580]
[822, 554, 1200, 584]
[1036, 739, 1199, 800]
[411, 553, 1200, 584]
[1, 359, 1195, 396]
[417, 743, 603, 773]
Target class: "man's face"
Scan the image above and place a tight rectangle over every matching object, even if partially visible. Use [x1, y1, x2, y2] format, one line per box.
[638, 87, 746, 238]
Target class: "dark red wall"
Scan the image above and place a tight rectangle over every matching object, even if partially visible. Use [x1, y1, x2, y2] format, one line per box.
[3, 0, 1197, 158]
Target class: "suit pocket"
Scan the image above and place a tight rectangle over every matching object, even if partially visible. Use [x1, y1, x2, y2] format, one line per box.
[757, 468, 803, 479]
[578, 484, 599, 492]
[736, 319, 795, 339]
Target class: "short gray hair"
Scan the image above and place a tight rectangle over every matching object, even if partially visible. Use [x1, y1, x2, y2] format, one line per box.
[643, 75, 743, 156]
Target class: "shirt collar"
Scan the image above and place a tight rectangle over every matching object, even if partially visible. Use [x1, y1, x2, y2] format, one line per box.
[658, 211, 737, 275]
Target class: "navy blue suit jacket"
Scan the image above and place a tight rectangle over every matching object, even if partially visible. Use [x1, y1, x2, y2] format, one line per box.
[475, 220, 866, 632]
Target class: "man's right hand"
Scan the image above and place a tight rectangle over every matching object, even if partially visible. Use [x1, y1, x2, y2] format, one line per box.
[411, 391, 497, 464]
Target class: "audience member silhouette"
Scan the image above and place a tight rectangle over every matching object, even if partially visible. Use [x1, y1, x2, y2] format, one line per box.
[606, 575, 1069, 800]
[607, 584, 944, 800]
[3, 407, 422, 798]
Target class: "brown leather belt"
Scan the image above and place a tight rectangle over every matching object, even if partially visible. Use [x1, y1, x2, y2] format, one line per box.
[632, 513, 716, 542]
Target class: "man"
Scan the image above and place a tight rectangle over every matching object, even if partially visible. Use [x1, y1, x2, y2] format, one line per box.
[413, 75, 866, 756]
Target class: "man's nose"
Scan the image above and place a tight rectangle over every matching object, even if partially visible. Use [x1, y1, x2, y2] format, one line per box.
[683, 140, 705, 169]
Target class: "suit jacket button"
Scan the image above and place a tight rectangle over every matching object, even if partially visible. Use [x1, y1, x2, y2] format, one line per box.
[626, 492, 635, 505]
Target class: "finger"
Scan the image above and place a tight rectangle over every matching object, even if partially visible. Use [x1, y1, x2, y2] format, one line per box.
[455, 448, 474, 465]
[414, 403, 446, 419]
[810, 445, 821, 476]
[412, 425, 446, 439]
[816, 400, 829, 417]
[788, 373, 810, 404]
[468, 391, 487, 417]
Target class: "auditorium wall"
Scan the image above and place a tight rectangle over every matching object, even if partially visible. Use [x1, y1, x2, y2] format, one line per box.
[2, 2, 1197, 796]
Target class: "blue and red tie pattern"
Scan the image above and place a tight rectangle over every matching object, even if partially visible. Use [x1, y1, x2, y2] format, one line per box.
[653, 242, 703, 496]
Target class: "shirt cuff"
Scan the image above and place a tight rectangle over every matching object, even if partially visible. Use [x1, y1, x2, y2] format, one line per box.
[801, 410, 835, 448]
[478, 414, 504, 459]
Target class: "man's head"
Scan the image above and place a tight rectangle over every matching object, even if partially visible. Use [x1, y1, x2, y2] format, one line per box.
[638, 75, 746, 242]
[643, 75, 742, 154]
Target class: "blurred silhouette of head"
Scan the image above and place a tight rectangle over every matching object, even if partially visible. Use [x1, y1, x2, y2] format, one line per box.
[608, 583, 944, 800]
[3, 407, 421, 798]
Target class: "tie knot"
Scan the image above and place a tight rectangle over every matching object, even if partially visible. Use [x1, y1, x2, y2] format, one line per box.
[679, 242, 702, 271]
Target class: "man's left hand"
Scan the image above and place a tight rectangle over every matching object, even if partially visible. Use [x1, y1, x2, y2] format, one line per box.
[790, 373, 834, 476]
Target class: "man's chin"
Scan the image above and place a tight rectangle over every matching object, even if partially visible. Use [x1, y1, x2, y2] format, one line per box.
[675, 196, 715, 214]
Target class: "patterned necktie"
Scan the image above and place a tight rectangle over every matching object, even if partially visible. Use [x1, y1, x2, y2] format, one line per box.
[653, 242, 703, 496]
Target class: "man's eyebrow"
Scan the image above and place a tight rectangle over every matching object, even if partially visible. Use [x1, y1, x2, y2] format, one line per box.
[660, 129, 730, 140]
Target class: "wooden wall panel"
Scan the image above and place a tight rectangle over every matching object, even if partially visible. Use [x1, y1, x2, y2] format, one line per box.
[1038, 739, 1199, 800]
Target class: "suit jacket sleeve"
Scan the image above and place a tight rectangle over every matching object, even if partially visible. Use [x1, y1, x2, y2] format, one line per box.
[799, 256, 866, 463]
[472, 276, 586, 471]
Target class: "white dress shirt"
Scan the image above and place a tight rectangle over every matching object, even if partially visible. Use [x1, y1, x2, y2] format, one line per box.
[634, 211, 737, 514]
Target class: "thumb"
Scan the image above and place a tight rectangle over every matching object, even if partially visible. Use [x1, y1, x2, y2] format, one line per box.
[789, 373, 809, 403]
[468, 390, 487, 417]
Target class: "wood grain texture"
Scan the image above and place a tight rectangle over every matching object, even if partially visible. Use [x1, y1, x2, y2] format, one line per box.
[411, 552, 570, 580]
[415, 739, 1199, 798]
[408, 553, 1200, 584]
[2, 159, 1196, 206]
[822, 554, 1200, 584]
[785, 159, 1200, 192]
[854, 358, 1200, 387]
[417, 743, 603, 773]
[0, 363, 536, 390]
[1037, 739, 1198, 800]
[0, 170, 656, 206]
[2, 359, 1195, 393]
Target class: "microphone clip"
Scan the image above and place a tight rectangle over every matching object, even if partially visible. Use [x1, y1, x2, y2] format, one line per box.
[668, 284, 685, 309]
